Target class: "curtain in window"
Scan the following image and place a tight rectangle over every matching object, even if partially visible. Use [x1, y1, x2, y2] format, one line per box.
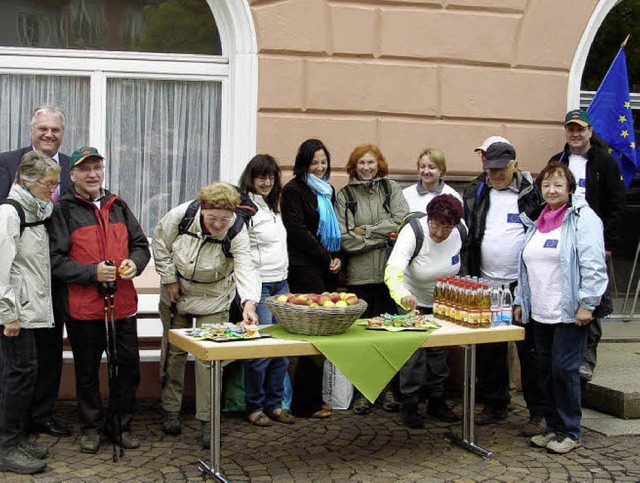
[0, 74, 90, 154]
[107, 78, 221, 235]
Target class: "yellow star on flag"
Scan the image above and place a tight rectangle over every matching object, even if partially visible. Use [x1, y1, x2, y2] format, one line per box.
[624, 101, 631, 109]
[619, 115, 627, 123]
[608, 147, 613, 154]
[632, 142, 636, 149]
[621, 130, 629, 138]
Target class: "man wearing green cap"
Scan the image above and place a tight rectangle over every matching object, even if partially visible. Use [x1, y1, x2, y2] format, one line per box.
[48, 147, 150, 454]
[549, 109, 626, 381]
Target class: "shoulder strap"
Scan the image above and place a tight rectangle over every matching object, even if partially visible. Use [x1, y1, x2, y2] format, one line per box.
[408, 217, 425, 264]
[178, 200, 201, 238]
[455, 221, 467, 246]
[381, 178, 391, 213]
[213, 215, 245, 258]
[0, 199, 45, 236]
[344, 186, 356, 216]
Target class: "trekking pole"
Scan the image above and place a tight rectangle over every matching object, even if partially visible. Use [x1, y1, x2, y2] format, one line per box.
[108, 290, 124, 460]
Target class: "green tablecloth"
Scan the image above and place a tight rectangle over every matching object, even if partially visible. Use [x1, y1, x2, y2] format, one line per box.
[263, 322, 436, 403]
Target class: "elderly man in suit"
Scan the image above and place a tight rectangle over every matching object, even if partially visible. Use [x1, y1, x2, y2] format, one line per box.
[0, 104, 72, 437]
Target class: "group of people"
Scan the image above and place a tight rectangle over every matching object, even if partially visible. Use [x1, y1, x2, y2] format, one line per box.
[0, 104, 621, 475]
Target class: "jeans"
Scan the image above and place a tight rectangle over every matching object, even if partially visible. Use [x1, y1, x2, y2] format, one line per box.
[532, 320, 588, 441]
[0, 329, 37, 449]
[245, 280, 290, 414]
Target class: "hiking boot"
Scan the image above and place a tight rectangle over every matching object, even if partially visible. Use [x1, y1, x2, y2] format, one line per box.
[80, 432, 100, 454]
[19, 440, 48, 459]
[579, 364, 593, 382]
[199, 420, 211, 450]
[530, 431, 557, 448]
[475, 406, 508, 426]
[521, 414, 546, 437]
[120, 432, 140, 449]
[547, 436, 581, 454]
[380, 390, 401, 413]
[401, 400, 424, 429]
[162, 411, 181, 435]
[353, 395, 372, 415]
[0, 446, 46, 474]
[426, 398, 459, 422]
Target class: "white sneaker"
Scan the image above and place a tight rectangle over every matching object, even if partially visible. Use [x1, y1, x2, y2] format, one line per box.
[547, 436, 581, 454]
[530, 432, 557, 448]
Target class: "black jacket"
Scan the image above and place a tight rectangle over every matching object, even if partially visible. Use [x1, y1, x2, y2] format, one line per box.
[462, 171, 542, 277]
[0, 147, 72, 200]
[549, 144, 626, 251]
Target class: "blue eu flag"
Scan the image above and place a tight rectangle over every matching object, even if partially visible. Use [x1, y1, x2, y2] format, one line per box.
[587, 47, 639, 187]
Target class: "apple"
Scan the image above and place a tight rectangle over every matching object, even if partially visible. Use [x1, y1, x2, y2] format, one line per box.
[286, 296, 296, 304]
[339, 292, 349, 301]
[308, 293, 320, 304]
[345, 294, 358, 305]
[276, 294, 288, 303]
[335, 300, 348, 307]
[329, 292, 341, 303]
[322, 300, 336, 307]
[294, 294, 311, 306]
[309, 302, 319, 307]
[318, 294, 331, 305]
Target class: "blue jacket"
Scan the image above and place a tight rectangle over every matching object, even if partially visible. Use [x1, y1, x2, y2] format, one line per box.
[514, 196, 608, 324]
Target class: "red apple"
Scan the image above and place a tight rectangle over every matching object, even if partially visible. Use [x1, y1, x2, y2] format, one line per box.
[329, 292, 341, 303]
[308, 293, 320, 304]
[318, 294, 331, 306]
[294, 294, 311, 306]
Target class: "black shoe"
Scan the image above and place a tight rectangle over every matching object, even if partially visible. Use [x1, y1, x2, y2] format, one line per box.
[353, 395, 373, 415]
[426, 398, 460, 423]
[475, 406, 508, 426]
[401, 401, 424, 429]
[30, 420, 71, 437]
[579, 363, 593, 382]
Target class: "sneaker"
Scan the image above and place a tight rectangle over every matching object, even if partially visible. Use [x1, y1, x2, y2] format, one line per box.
[120, 431, 140, 449]
[380, 390, 401, 413]
[199, 420, 211, 450]
[162, 411, 181, 435]
[0, 446, 46, 474]
[547, 436, 582, 454]
[530, 431, 557, 448]
[401, 400, 424, 429]
[521, 414, 546, 437]
[353, 395, 372, 415]
[475, 406, 508, 426]
[579, 364, 593, 382]
[80, 432, 101, 454]
[19, 440, 48, 459]
[426, 398, 459, 422]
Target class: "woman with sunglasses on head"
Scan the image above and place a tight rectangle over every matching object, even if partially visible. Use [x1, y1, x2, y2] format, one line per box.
[0, 152, 61, 474]
[385, 194, 466, 429]
[281, 139, 342, 419]
[238, 154, 294, 427]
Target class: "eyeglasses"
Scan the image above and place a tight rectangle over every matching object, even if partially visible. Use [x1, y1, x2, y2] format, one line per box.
[74, 164, 104, 174]
[37, 179, 60, 189]
[202, 214, 232, 225]
[427, 220, 454, 234]
[256, 175, 275, 184]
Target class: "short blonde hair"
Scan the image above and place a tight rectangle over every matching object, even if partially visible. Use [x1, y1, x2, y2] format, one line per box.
[16, 151, 61, 188]
[417, 147, 447, 176]
[196, 181, 240, 211]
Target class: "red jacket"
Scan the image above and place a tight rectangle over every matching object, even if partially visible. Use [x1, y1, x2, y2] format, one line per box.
[49, 188, 150, 321]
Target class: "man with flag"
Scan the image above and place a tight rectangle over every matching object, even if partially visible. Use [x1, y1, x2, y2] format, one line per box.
[549, 109, 625, 382]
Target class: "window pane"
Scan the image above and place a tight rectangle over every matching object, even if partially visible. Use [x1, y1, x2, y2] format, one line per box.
[0, 0, 221, 55]
[0, 74, 90, 154]
[106, 78, 221, 235]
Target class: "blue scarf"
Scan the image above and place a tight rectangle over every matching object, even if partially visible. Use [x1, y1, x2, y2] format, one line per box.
[306, 174, 341, 252]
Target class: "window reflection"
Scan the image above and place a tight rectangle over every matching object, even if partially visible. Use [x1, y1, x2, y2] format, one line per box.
[2, 0, 221, 55]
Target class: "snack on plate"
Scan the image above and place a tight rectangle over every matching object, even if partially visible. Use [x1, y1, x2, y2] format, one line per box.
[367, 313, 439, 329]
[188, 322, 262, 340]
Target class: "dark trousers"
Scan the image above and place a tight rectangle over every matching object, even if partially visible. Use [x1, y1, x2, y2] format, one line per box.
[348, 283, 396, 319]
[533, 320, 588, 440]
[29, 321, 64, 427]
[0, 329, 37, 449]
[583, 317, 602, 370]
[66, 317, 140, 434]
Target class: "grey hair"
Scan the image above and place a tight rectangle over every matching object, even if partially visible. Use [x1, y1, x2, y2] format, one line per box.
[30, 104, 66, 130]
[15, 151, 62, 187]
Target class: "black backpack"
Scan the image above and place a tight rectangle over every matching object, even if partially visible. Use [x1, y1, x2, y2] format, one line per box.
[0, 199, 46, 237]
[343, 178, 392, 226]
[176, 191, 257, 258]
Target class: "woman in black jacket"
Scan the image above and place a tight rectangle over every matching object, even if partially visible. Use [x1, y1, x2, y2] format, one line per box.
[281, 139, 341, 418]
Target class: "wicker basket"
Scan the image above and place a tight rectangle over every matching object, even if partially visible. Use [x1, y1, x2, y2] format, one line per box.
[266, 296, 368, 336]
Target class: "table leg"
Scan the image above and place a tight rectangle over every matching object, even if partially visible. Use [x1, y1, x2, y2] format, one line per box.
[445, 344, 494, 458]
[198, 360, 228, 482]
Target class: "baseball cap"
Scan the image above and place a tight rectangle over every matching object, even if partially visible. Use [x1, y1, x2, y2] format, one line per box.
[474, 135, 512, 153]
[564, 109, 591, 127]
[483, 142, 516, 170]
[70, 147, 104, 169]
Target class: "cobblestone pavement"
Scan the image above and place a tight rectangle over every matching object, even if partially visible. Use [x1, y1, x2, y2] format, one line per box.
[2, 399, 639, 482]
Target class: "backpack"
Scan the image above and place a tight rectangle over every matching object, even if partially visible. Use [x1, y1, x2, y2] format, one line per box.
[387, 211, 467, 264]
[0, 199, 46, 237]
[343, 178, 392, 226]
[177, 190, 257, 258]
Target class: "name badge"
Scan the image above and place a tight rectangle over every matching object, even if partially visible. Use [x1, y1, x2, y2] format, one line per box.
[451, 253, 460, 265]
[579, 178, 586, 188]
[507, 213, 521, 224]
[543, 239, 559, 248]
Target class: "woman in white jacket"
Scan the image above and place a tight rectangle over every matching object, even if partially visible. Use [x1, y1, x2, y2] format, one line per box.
[0, 152, 60, 475]
[238, 155, 294, 426]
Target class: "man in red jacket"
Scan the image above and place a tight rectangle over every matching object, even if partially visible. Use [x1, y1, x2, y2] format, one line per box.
[48, 147, 150, 454]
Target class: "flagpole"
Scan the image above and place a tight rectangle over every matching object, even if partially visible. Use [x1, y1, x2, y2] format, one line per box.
[621, 34, 630, 48]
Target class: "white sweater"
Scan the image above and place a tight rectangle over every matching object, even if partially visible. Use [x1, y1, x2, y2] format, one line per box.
[248, 193, 289, 283]
[402, 181, 462, 213]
